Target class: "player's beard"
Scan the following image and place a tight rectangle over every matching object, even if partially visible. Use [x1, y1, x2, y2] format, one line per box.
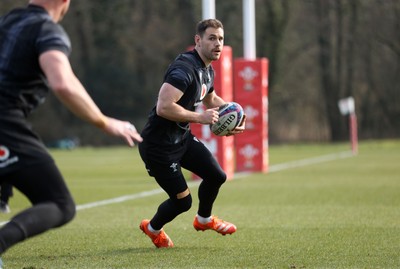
[207, 49, 221, 61]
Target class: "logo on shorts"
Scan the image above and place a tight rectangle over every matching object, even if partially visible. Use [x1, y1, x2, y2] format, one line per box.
[170, 162, 178, 173]
[0, 145, 19, 168]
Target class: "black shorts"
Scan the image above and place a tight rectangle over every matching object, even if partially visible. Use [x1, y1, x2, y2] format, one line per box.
[138, 132, 225, 181]
[0, 112, 53, 177]
[0, 112, 73, 206]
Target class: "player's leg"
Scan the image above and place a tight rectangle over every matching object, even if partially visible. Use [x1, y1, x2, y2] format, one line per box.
[139, 173, 192, 248]
[182, 135, 236, 235]
[138, 141, 192, 247]
[0, 162, 76, 254]
[139, 141, 193, 228]
[181, 135, 226, 218]
[151, 174, 192, 229]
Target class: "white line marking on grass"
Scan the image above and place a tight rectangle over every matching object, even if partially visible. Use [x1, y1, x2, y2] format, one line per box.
[76, 189, 163, 210]
[268, 150, 354, 173]
[233, 150, 354, 179]
[0, 150, 354, 226]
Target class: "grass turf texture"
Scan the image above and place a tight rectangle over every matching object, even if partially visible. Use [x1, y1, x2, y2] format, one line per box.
[1, 140, 399, 268]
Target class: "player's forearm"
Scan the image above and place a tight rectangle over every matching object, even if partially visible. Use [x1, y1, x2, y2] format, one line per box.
[156, 102, 202, 123]
[202, 92, 225, 108]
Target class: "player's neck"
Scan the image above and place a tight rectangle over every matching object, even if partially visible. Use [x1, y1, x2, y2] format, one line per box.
[29, 0, 63, 22]
[194, 48, 212, 67]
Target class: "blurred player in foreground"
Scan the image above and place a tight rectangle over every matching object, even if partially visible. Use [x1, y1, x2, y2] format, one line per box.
[138, 19, 246, 248]
[0, 0, 142, 266]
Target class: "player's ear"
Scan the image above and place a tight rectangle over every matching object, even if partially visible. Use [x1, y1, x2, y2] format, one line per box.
[194, 34, 201, 46]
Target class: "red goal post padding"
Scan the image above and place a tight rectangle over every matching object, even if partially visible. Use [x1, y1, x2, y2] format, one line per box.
[233, 58, 269, 173]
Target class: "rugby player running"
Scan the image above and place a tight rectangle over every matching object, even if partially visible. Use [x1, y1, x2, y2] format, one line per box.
[138, 19, 246, 248]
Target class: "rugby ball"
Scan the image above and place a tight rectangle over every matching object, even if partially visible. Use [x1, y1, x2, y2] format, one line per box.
[210, 102, 244, 136]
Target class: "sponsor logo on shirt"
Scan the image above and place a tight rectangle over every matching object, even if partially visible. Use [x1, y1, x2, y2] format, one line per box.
[198, 71, 208, 101]
[200, 84, 207, 100]
[194, 84, 208, 108]
[0, 145, 19, 168]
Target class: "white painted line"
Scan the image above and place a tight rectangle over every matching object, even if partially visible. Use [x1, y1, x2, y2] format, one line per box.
[76, 189, 164, 210]
[0, 150, 354, 226]
[267, 150, 354, 173]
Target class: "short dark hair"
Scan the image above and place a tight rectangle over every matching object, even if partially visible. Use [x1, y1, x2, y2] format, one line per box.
[196, 19, 224, 37]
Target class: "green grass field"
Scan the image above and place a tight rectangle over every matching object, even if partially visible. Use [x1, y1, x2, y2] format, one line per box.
[1, 140, 399, 268]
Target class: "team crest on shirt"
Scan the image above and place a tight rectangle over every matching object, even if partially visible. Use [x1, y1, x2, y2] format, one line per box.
[0, 145, 19, 168]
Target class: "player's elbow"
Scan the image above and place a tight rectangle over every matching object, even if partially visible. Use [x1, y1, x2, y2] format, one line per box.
[50, 75, 78, 97]
[156, 103, 169, 118]
[50, 80, 69, 94]
[51, 83, 77, 102]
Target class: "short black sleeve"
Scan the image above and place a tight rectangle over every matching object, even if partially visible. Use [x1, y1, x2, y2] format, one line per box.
[0, 5, 71, 115]
[164, 62, 194, 93]
[36, 21, 71, 56]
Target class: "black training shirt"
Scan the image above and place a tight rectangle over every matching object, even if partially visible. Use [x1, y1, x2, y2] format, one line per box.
[0, 4, 71, 116]
[141, 49, 215, 145]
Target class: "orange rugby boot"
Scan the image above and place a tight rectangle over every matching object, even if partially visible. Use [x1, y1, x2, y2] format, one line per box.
[140, 219, 174, 248]
[193, 215, 237, 235]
